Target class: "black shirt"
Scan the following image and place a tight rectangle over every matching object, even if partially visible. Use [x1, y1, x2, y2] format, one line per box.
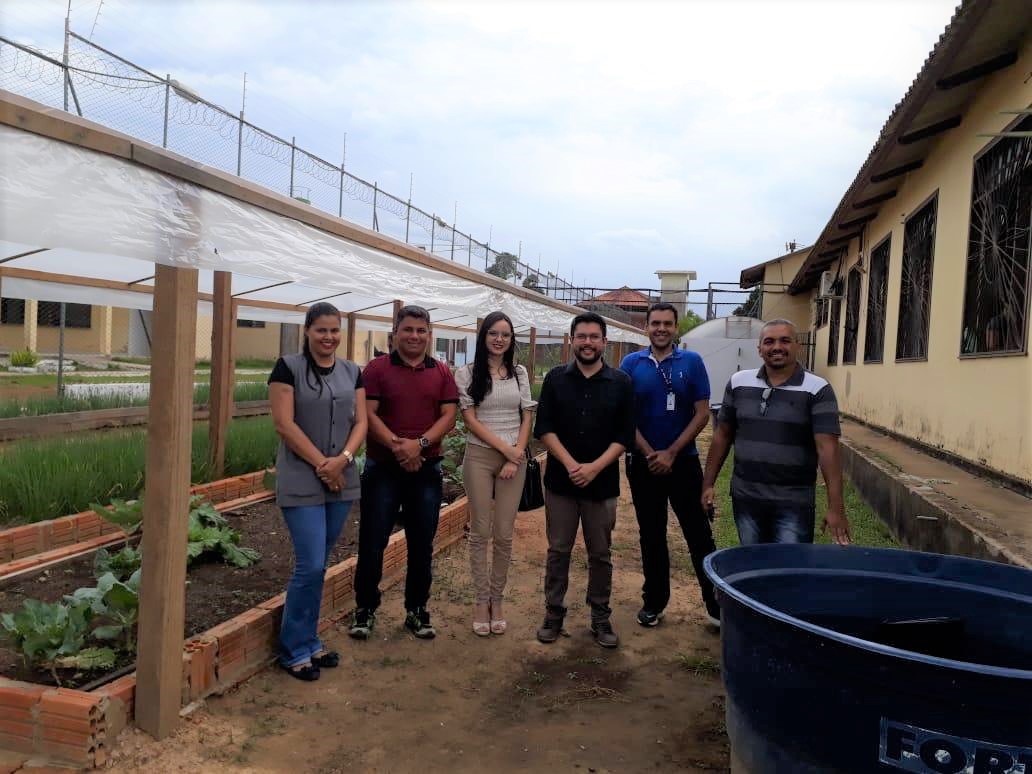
[268, 357, 363, 389]
[534, 361, 635, 500]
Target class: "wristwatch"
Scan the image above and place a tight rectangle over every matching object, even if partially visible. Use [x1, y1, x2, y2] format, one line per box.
[342, 449, 354, 465]
[417, 436, 431, 450]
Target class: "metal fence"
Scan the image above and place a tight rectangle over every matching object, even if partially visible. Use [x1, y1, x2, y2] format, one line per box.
[0, 30, 636, 324]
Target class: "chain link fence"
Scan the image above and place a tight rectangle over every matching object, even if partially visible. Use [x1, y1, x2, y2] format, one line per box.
[0, 31, 639, 322]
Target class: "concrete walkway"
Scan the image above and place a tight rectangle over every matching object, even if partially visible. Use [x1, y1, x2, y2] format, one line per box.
[841, 418, 1032, 569]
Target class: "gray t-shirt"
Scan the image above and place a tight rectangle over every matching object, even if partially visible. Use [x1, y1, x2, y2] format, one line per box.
[455, 363, 537, 448]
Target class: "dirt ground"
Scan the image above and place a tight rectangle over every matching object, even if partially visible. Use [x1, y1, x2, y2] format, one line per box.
[105, 472, 730, 773]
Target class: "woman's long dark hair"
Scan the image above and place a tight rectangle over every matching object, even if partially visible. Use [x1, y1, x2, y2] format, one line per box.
[469, 311, 517, 406]
[301, 302, 342, 397]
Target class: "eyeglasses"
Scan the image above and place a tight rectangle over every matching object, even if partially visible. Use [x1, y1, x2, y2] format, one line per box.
[760, 387, 773, 416]
[486, 331, 512, 339]
[573, 333, 604, 343]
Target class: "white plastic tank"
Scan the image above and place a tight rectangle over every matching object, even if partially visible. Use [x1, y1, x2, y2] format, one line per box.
[680, 316, 765, 408]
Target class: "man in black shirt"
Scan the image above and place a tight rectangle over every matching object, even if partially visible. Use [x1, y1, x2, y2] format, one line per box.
[534, 312, 635, 648]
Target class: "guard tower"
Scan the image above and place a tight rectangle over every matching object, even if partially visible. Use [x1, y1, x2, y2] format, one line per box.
[654, 270, 697, 319]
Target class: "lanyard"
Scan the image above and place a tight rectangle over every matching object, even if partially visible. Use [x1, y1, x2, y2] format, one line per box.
[649, 351, 675, 394]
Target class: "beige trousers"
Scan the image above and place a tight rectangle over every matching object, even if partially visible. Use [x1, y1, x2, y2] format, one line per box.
[462, 443, 527, 604]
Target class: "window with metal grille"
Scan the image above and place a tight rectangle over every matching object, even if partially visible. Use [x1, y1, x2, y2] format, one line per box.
[814, 298, 829, 328]
[827, 298, 842, 366]
[842, 269, 862, 364]
[236, 319, 266, 328]
[896, 195, 938, 361]
[0, 298, 25, 325]
[864, 237, 891, 363]
[38, 301, 91, 328]
[961, 115, 1032, 356]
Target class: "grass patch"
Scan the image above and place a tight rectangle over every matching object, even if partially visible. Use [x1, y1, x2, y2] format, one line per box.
[677, 652, 721, 677]
[0, 416, 278, 524]
[196, 357, 276, 371]
[0, 381, 268, 419]
[711, 452, 898, 549]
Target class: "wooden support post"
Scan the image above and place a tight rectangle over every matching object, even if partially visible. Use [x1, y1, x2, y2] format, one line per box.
[23, 299, 38, 352]
[527, 327, 537, 386]
[95, 306, 113, 355]
[208, 271, 234, 480]
[136, 263, 198, 740]
[476, 317, 484, 331]
[561, 333, 570, 362]
[388, 299, 403, 351]
[346, 312, 357, 362]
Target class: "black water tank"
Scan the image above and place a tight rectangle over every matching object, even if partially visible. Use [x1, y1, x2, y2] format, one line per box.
[704, 545, 1032, 773]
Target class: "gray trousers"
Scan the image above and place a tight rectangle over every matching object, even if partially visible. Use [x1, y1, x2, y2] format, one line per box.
[543, 489, 618, 623]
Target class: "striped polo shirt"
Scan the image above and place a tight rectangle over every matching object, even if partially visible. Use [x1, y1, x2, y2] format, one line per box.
[717, 364, 840, 507]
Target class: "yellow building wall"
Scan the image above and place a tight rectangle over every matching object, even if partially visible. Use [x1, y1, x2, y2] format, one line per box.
[761, 251, 811, 329]
[812, 38, 1032, 485]
[194, 316, 283, 361]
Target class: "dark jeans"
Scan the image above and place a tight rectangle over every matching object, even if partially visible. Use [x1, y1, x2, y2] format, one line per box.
[543, 489, 617, 623]
[732, 497, 815, 544]
[627, 453, 719, 618]
[354, 458, 443, 611]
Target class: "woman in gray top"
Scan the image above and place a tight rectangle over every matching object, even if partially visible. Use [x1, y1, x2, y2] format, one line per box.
[268, 302, 367, 680]
[454, 311, 536, 636]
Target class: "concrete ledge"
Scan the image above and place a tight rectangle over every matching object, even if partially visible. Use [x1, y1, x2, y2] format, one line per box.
[840, 437, 1030, 569]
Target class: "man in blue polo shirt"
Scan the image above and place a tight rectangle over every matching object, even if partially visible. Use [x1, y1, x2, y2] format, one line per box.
[620, 302, 720, 629]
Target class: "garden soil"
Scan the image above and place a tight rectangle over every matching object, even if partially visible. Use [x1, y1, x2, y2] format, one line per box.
[105, 467, 730, 773]
[0, 502, 360, 687]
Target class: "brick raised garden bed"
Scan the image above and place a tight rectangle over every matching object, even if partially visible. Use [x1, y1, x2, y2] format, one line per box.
[0, 495, 471, 767]
[0, 470, 272, 579]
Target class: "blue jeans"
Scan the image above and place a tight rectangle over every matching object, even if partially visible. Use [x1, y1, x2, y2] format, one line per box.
[354, 458, 443, 612]
[279, 500, 353, 667]
[732, 498, 815, 545]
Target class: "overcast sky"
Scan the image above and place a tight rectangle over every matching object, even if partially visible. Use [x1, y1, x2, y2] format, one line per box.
[2, 0, 958, 302]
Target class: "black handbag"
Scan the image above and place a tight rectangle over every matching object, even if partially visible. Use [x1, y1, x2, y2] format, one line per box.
[515, 366, 545, 512]
[519, 450, 545, 512]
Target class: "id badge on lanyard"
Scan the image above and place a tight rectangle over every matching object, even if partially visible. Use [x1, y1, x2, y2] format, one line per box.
[655, 358, 676, 412]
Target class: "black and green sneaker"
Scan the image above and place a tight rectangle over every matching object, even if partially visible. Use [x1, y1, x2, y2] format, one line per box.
[348, 608, 375, 640]
[404, 607, 436, 639]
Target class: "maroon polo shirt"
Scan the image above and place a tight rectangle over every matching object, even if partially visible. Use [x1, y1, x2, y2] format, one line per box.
[362, 351, 459, 463]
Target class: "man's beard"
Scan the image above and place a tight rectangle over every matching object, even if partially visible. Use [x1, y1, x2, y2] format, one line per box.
[575, 348, 602, 365]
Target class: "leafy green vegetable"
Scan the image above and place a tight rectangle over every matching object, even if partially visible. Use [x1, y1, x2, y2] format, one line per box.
[0, 599, 90, 669]
[93, 545, 142, 581]
[90, 498, 143, 535]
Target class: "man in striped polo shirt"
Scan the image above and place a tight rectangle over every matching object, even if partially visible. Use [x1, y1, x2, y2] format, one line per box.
[702, 319, 851, 545]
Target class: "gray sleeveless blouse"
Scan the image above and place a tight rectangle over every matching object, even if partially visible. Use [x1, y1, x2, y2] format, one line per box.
[275, 353, 361, 506]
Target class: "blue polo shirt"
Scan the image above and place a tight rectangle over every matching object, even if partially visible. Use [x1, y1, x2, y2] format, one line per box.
[620, 347, 710, 456]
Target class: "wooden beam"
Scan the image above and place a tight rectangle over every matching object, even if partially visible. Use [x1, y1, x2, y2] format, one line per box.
[207, 272, 234, 479]
[0, 247, 49, 265]
[827, 232, 861, 246]
[527, 327, 537, 386]
[853, 190, 897, 209]
[936, 51, 1017, 90]
[870, 160, 923, 183]
[136, 263, 198, 740]
[898, 115, 961, 145]
[346, 311, 357, 361]
[0, 266, 154, 295]
[837, 211, 879, 230]
[561, 334, 571, 362]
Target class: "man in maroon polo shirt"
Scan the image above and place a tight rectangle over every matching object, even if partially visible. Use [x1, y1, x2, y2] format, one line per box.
[350, 305, 459, 640]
